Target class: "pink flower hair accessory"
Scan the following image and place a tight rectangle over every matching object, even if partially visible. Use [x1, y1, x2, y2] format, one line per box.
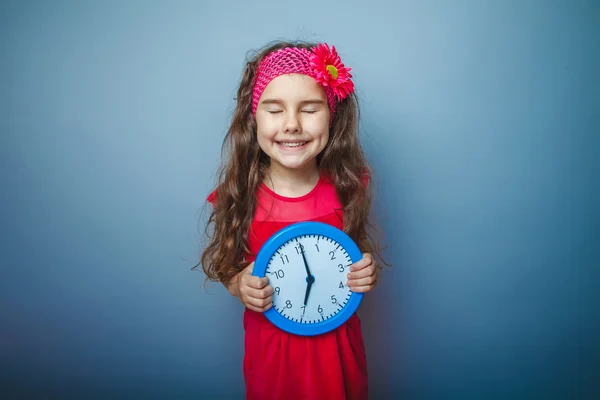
[251, 43, 355, 118]
[309, 43, 355, 102]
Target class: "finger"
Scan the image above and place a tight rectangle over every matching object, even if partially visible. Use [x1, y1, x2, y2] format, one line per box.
[348, 270, 379, 292]
[347, 275, 377, 289]
[243, 285, 273, 300]
[245, 294, 273, 310]
[245, 261, 256, 274]
[347, 264, 376, 280]
[246, 275, 270, 289]
[348, 284, 375, 293]
[349, 254, 373, 272]
[349, 259, 369, 271]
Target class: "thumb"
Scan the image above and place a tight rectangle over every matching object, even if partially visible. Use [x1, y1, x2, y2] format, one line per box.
[242, 261, 254, 275]
[245, 261, 268, 287]
[256, 276, 270, 289]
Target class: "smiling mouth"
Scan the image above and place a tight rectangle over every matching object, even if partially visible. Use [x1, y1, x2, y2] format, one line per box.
[276, 141, 308, 148]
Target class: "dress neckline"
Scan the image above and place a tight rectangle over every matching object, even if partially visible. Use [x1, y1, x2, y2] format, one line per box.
[259, 172, 323, 202]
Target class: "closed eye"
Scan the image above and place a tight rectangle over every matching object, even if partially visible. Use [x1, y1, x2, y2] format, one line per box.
[267, 110, 283, 114]
[302, 110, 318, 114]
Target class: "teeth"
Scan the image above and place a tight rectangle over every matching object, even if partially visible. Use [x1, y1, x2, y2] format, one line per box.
[279, 142, 307, 147]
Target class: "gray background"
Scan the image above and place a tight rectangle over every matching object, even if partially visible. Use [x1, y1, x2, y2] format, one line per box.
[1, 0, 598, 398]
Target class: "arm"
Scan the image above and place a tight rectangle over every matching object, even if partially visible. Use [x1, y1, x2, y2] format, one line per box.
[224, 261, 273, 312]
[206, 191, 273, 311]
[224, 270, 242, 298]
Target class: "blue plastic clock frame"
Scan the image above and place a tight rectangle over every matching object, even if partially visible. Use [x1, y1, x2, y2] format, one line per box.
[252, 221, 364, 336]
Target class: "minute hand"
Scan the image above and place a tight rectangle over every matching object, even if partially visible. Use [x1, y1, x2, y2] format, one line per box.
[301, 246, 314, 305]
[301, 246, 312, 277]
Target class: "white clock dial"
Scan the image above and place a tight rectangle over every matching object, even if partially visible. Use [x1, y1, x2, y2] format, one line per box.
[265, 234, 352, 323]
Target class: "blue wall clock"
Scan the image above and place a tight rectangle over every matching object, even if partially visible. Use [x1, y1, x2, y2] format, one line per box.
[252, 221, 364, 336]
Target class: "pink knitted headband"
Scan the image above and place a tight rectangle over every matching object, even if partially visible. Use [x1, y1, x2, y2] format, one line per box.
[251, 43, 355, 118]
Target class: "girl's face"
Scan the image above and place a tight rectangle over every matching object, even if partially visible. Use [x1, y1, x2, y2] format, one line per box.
[255, 73, 330, 175]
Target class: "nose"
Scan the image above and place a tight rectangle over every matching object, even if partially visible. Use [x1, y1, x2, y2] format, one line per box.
[284, 111, 301, 134]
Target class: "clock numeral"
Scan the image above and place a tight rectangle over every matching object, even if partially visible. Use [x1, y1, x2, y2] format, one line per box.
[295, 243, 305, 254]
[331, 295, 337, 304]
[329, 251, 336, 260]
[315, 244, 320, 252]
[285, 300, 292, 309]
[338, 264, 345, 272]
[339, 281, 345, 289]
[318, 305, 323, 314]
[280, 255, 289, 264]
[274, 287, 280, 295]
[274, 270, 284, 279]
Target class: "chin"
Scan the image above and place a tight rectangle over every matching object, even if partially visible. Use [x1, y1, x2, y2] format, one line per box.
[276, 160, 312, 170]
[270, 154, 317, 170]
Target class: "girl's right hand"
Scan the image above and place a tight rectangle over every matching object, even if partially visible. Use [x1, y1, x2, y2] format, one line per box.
[230, 262, 273, 313]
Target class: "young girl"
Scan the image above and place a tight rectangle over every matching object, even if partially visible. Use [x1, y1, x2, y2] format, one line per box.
[199, 40, 386, 400]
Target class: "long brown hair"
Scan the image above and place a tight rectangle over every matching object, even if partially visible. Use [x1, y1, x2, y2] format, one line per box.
[196, 40, 387, 285]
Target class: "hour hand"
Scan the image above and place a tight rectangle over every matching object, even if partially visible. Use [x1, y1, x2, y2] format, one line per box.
[303, 282, 310, 306]
[303, 275, 314, 306]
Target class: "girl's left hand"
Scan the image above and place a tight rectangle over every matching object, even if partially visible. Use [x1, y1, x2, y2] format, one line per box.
[346, 253, 380, 293]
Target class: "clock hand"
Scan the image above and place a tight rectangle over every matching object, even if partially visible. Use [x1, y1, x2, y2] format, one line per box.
[300, 244, 315, 306]
[301, 246, 312, 277]
[303, 278, 313, 306]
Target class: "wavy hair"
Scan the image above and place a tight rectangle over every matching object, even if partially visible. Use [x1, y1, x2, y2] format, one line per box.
[196, 40, 387, 285]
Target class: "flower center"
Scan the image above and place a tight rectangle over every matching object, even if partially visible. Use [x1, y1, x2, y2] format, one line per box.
[325, 65, 338, 79]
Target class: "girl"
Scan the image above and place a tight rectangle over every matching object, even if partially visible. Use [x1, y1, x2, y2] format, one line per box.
[199, 40, 386, 400]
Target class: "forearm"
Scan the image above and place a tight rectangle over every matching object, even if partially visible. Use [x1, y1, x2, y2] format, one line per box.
[224, 269, 243, 298]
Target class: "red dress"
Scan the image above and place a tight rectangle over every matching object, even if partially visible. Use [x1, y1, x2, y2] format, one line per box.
[209, 173, 368, 400]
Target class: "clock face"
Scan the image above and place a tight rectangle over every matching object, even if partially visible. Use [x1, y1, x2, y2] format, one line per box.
[266, 234, 352, 324]
[253, 221, 364, 336]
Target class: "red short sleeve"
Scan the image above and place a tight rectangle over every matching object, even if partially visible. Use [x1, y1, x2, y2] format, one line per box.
[361, 170, 370, 188]
[207, 190, 217, 206]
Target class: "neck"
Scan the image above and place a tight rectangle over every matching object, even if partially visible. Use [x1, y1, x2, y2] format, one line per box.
[265, 162, 320, 197]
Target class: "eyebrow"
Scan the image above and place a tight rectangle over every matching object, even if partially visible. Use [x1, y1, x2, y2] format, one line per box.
[260, 99, 326, 106]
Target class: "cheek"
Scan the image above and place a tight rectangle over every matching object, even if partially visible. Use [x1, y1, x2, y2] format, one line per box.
[256, 118, 278, 143]
[320, 133, 330, 151]
[256, 130, 272, 153]
[307, 120, 330, 145]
